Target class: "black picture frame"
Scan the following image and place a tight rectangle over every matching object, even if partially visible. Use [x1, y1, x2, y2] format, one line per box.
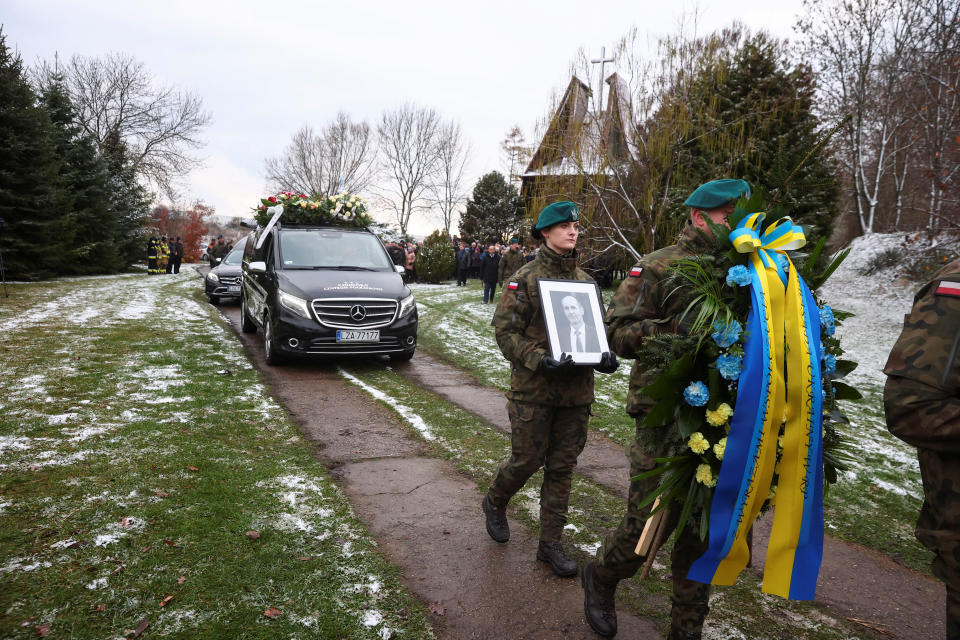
[536, 278, 610, 365]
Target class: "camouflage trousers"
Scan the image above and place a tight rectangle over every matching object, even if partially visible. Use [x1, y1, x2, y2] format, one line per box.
[916, 448, 960, 639]
[595, 421, 711, 633]
[487, 400, 590, 542]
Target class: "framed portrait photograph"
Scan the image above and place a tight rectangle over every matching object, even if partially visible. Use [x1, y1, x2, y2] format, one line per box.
[537, 278, 610, 365]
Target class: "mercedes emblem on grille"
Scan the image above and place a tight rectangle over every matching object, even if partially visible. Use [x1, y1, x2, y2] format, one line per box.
[349, 305, 367, 321]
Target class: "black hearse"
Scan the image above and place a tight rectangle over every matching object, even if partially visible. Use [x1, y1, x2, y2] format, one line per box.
[239, 219, 417, 365]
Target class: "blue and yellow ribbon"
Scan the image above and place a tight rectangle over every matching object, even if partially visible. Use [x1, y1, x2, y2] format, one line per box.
[687, 212, 824, 600]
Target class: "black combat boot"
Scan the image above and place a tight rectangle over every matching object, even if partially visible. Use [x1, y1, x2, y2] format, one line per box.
[581, 561, 618, 637]
[666, 628, 702, 640]
[536, 540, 578, 577]
[482, 495, 509, 543]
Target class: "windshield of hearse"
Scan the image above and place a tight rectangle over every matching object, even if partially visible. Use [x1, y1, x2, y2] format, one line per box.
[278, 229, 393, 270]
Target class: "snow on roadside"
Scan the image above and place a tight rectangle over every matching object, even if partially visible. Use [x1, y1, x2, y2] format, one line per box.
[339, 368, 435, 440]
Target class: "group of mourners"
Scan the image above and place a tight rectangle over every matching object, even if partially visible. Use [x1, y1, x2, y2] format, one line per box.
[454, 238, 535, 303]
[145, 236, 184, 275]
[480, 180, 960, 639]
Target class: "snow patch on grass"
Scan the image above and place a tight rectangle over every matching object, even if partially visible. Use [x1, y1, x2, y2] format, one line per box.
[339, 368, 435, 440]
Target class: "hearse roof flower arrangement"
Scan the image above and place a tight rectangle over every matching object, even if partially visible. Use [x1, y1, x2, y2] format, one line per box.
[253, 191, 373, 228]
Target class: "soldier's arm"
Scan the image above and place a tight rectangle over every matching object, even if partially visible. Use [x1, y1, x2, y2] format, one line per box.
[604, 265, 673, 358]
[492, 281, 548, 371]
[884, 273, 960, 453]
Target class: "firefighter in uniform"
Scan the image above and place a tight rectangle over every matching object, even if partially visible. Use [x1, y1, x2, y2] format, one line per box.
[146, 236, 159, 274]
[482, 201, 619, 578]
[581, 179, 751, 639]
[884, 257, 960, 640]
[158, 236, 170, 274]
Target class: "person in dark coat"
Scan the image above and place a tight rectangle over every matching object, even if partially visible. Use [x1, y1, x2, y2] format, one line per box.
[455, 242, 471, 286]
[470, 243, 483, 279]
[480, 245, 501, 303]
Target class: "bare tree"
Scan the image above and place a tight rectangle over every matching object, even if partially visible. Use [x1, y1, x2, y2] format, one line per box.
[797, 0, 920, 234]
[430, 119, 470, 234]
[264, 112, 375, 197]
[55, 52, 211, 198]
[899, 0, 960, 229]
[375, 104, 441, 235]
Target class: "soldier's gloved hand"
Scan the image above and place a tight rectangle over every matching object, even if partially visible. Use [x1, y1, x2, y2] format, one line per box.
[541, 353, 577, 376]
[594, 351, 619, 374]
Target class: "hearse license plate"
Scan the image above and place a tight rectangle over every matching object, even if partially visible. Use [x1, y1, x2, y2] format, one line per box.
[227, 285, 239, 292]
[336, 330, 379, 343]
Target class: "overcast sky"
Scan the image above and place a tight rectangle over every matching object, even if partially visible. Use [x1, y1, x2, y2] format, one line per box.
[5, 0, 804, 235]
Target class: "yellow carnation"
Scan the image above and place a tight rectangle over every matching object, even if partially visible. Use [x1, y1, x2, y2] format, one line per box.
[766, 486, 777, 506]
[696, 464, 717, 487]
[713, 437, 727, 460]
[308, 201, 319, 209]
[688, 432, 710, 454]
[706, 403, 734, 426]
[298, 200, 307, 208]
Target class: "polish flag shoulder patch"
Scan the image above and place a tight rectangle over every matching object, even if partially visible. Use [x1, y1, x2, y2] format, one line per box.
[935, 280, 960, 297]
[629, 266, 643, 277]
[507, 281, 519, 290]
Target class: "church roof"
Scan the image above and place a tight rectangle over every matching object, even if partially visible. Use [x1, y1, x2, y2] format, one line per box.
[523, 73, 636, 179]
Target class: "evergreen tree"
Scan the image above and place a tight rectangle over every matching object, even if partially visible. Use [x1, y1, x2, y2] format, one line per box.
[669, 32, 838, 240]
[0, 31, 69, 279]
[459, 171, 524, 244]
[39, 68, 118, 274]
[415, 230, 456, 283]
[102, 130, 152, 270]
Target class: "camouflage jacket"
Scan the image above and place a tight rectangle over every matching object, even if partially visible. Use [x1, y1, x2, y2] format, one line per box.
[883, 257, 960, 453]
[605, 224, 711, 416]
[498, 248, 526, 284]
[492, 244, 596, 406]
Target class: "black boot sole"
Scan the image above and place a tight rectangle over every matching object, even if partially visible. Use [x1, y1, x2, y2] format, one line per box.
[537, 549, 578, 577]
[581, 566, 617, 637]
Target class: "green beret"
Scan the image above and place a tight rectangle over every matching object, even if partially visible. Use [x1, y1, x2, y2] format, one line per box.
[683, 179, 751, 209]
[509, 237, 519, 244]
[534, 201, 579, 230]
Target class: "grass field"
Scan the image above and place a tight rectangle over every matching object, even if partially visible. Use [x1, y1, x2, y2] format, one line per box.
[0, 271, 433, 639]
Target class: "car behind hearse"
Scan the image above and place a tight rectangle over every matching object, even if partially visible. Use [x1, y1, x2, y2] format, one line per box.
[204, 236, 247, 304]
[239, 221, 417, 365]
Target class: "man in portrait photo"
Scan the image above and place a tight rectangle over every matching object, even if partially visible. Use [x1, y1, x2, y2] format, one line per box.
[556, 293, 600, 353]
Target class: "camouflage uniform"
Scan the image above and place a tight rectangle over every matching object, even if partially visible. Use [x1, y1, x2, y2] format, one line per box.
[594, 223, 712, 633]
[486, 244, 596, 542]
[498, 247, 526, 286]
[883, 257, 960, 640]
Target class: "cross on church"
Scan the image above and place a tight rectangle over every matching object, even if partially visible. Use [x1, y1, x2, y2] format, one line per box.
[590, 46, 614, 112]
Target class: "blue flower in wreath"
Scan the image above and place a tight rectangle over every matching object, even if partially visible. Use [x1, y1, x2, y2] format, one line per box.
[712, 320, 743, 348]
[819, 305, 836, 337]
[683, 381, 710, 407]
[823, 353, 837, 376]
[725, 265, 751, 287]
[716, 353, 743, 381]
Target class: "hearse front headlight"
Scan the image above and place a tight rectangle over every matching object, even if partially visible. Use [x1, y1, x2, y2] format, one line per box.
[206, 272, 219, 283]
[278, 290, 311, 319]
[398, 293, 416, 318]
